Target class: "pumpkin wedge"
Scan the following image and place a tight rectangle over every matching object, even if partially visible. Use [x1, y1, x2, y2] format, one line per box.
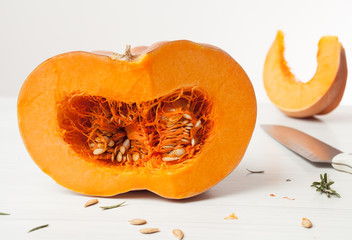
[263, 30, 347, 118]
[18, 40, 256, 199]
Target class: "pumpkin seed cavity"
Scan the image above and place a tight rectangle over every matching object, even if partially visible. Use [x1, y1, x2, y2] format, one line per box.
[57, 88, 214, 167]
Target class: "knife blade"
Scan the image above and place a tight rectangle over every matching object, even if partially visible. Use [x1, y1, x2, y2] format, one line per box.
[261, 124, 352, 174]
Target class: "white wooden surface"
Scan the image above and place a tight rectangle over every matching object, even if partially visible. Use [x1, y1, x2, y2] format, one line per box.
[1, 98, 352, 239]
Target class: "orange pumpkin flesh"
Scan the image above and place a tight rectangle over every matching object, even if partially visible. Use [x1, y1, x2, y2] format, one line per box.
[18, 40, 256, 199]
[263, 30, 347, 118]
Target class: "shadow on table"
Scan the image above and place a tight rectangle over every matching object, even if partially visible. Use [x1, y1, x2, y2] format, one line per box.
[80, 167, 283, 203]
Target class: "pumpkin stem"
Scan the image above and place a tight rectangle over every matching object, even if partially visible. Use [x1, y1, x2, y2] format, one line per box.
[110, 45, 134, 61]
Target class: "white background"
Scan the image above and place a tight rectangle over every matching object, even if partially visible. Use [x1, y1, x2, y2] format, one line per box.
[1, 0, 351, 104]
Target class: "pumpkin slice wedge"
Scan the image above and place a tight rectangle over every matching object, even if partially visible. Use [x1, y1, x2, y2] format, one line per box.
[18, 40, 256, 199]
[263, 30, 347, 118]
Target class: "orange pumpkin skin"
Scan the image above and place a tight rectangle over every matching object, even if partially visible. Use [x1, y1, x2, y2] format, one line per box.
[263, 31, 347, 118]
[18, 40, 256, 199]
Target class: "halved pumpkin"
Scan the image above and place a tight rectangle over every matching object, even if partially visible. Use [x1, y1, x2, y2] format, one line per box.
[263, 30, 347, 118]
[17, 40, 256, 199]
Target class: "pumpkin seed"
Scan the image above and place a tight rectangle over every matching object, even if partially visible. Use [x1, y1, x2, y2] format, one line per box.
[173, 148, 185, 156]
[172, 229, 184, 240]
[195, 119, 202, 128]
[183, 113, 192, 119]
[93, 148, 105, 155]
[123, 139, 130, 149]
[191, 138, 196, 147]
[108, 140, 115, 147]
[128, 219, 147, 225]
[302, 218, 312, 228]
[162, 156, 179, 161]
[117, 152, 123, 162]
[84, 199, 99, 207]
[113, 146, 119, 155]
[132, 152, 140, 161]
[162, 145, 175, 149]
[139, 228, 159, 234]
[120, 146, 126, 155]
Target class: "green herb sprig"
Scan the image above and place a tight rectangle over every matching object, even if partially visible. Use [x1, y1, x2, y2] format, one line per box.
[311, 173, 341, 198]
[100, 201, 126, 210]
[0, 212, 10, 215]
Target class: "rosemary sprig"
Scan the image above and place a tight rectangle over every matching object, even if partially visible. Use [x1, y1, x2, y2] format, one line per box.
[246, 168, 264, 174]
[311, 173, 341, 198]
[0, 212, 10, 215]
[28, 224, 49, 233]
[100, 201, 126, 210]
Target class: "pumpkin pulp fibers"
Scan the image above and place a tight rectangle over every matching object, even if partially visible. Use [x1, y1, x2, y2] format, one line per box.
[57, 87, 214, 168]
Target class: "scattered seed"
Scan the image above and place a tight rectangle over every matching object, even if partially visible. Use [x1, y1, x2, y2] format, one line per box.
[302, 218, 312, 228]
[173, 148, 185, 156]
[111, 153, 115, 161]
[127, 153, 131, 162]
[181, 139, 190, 143]
[103, 136, 110, 141]
[123, 156, 127, 162]
[172, 229, 184, 240]
[128, 219, 147, 225]
[108, 140, 115, 147]
[186, 122, 193, 127]
[84, 199, 99, 207]
[93, 148, 105, 155]
[117, 152, 123, 162]
[191, 138, 196, 147]
[95, 137, 102, 142]
[28, 224, 49, 233]
[182, 120, 189, 124]
[183, 113, 192, 120]
[195, 120, 202, 128]
[120, 146, 126, 155]
[162, 156, 179, 162]
[132, 152, 140, 161]
[123, 139, 130, 149]
[89, 142, 96, 148]
[139, 228, 159, 234]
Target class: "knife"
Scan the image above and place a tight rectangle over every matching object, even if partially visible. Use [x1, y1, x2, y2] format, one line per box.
[261, 124, 352, 174]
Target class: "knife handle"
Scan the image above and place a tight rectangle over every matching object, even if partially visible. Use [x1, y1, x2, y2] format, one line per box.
[331, 153, 352, 174]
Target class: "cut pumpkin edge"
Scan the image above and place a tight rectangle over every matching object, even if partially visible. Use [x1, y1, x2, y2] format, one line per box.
[264, 30, 348, 118]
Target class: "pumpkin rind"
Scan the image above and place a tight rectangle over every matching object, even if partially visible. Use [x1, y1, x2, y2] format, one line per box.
[18, 40, 256, 199]
[263, 30, 347, 118]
